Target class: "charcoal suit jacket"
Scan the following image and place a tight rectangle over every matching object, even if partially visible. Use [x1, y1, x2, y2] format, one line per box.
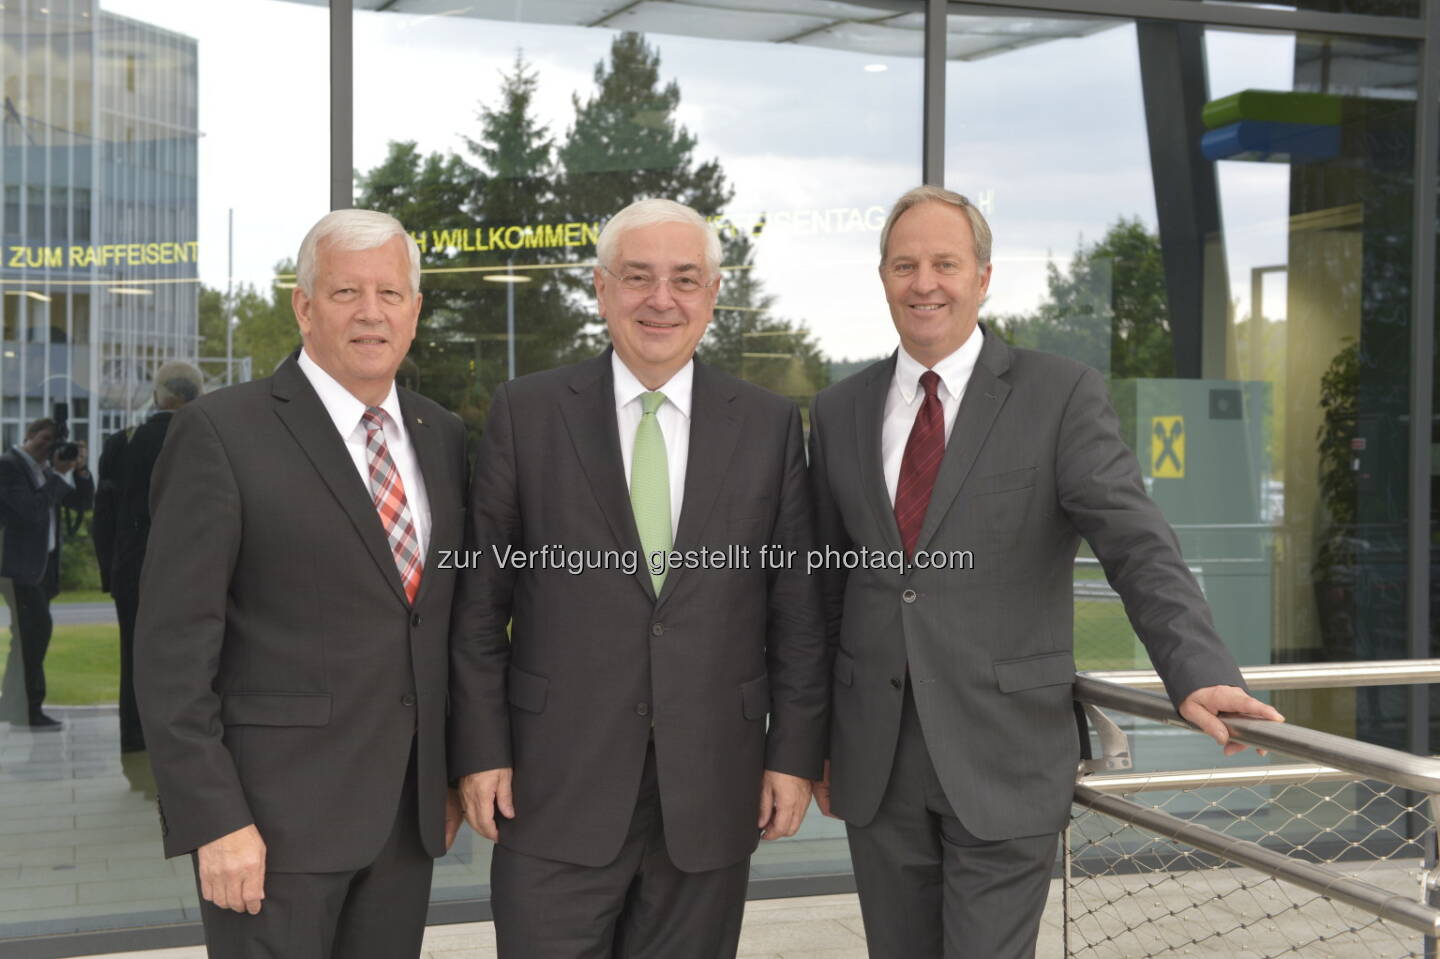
[449, 350, 828, 873]
[135, 353, 468, 872]
[810, 328, 1245, 840]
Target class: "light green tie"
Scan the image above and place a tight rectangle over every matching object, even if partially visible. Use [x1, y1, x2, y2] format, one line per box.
[631, 391, 672, 595]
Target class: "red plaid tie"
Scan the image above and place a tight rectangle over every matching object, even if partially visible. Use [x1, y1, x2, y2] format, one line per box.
[362, 407, 423, 604]
[894, 370, 945, 556]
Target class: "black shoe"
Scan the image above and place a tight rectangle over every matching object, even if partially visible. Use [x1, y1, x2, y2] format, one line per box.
[25, 713, 62, 731]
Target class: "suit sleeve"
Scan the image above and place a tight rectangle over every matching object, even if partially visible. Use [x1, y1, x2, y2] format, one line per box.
[62, 468, 94, 511]
[133, 404, 252, 856]
[1055, 366, 1245, 707]
[0, 457, 73, 528]
[760, 404, 829, 780]
[807, 397, 850, 657]
[448, 384, 520, 779]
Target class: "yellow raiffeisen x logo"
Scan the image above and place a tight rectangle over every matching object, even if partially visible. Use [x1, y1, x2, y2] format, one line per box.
[1151, 416, 1184, 478]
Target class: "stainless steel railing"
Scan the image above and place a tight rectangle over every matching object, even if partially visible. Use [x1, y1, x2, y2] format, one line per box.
[1069, 661, 1440, 957]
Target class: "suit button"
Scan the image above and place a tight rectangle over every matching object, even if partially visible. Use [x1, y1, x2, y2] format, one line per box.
[401, 694, 417, 707]
[636, 703, 650, 716]
[651, 623, 665, 637]
[902, 589, 917, 604]
[890, 678, 903, 690]
[411, 613, 423, 627]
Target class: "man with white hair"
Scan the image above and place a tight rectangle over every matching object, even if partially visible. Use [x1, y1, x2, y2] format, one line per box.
[136, 209, 468, 958]
[451, 197, 828, 957]
[99, 359, 204, 754]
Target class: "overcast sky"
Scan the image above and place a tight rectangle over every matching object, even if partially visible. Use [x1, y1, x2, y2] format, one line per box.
[100, 0, 1301, 362]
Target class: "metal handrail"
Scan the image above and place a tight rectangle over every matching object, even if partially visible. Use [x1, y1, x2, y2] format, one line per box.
[1084, 762, 1362, 794]
[1074, 675, 1440, 795]
[1074, 784, 1440, 937]
[1084, 658, 1440, 692]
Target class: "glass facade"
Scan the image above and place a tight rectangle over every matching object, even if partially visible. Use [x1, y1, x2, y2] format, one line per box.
[0, 0, 1436, 953]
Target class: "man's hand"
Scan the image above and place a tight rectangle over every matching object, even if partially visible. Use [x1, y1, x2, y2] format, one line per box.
[1179, 685, 1285, 756]
[812, 759, 838, 820]
[458, 767, 514, 841]
[758, 770, 812, 840]
[444, 787, 464, 851]
[197, 824, 266, 914]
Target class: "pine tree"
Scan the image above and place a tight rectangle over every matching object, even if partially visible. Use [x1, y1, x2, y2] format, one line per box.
[557, 32, 731, 221]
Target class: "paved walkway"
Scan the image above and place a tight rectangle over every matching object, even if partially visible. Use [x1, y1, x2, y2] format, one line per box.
[76, 890, 1070, 958]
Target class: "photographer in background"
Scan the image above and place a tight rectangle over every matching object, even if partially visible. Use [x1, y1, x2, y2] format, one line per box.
[0, 415, 94, 729]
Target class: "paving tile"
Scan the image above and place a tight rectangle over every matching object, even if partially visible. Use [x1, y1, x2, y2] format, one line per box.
[1, 843, 75, 866]
[737, 917, 867, 954]
[0, 813, 71, 835]
[0, 880, 76, 910]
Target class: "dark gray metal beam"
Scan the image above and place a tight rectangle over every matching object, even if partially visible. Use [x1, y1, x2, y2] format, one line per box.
[924, 0, 946, 185]
[330, 0, 353, 211]
[950, 0, 1425, 41]
[1136, 20, 1225, 379]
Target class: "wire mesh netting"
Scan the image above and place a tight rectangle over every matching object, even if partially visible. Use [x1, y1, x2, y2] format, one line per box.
[1066, 775, 1436, 957]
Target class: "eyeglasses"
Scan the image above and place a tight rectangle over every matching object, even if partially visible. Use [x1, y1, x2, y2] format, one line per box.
[882, 260, 969, 279]
[602, 265, 714, 298]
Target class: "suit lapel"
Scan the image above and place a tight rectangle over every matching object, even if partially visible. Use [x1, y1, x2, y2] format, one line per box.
[658, 361, 741, 609]
[398, 389, 447, 607]
[558, 352, 654, 601]
[855, 354, 903, 553]
[914, 328, 1013, 554]
[270, 355, 410, 607]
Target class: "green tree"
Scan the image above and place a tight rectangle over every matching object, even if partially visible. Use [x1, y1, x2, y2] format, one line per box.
[198, 272, 298, 379]
[698, 223, 827, 402]
[557, 32, 732, 222]
[992, 217, 1173, 379]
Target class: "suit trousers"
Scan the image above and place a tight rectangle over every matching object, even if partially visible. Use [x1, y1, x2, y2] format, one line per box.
[195, 740, 433, 959]
[0, 572, 55, 721]
[845, 684, 1058, 959]
[111, 575, 144, 752]
[491, 741, 750, 959]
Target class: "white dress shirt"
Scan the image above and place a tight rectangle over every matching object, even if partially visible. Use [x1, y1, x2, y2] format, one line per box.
[882, 326, 984, 506]
[16, 446, 75, 553]
[613, 352, 691, 541]
[298, 349, 432, 558]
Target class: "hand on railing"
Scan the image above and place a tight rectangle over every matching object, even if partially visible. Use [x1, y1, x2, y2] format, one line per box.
[1177, 685, 1286, 756]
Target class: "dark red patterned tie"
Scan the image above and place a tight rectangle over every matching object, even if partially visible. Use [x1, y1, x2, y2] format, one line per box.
[894, 371, 944, 556]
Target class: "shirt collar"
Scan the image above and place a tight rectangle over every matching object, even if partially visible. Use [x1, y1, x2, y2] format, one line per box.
[297, 348, 403, 437]
[895, 325, 983, 404]
[612, 352, 694, 420]
[14, 446, 41, 474]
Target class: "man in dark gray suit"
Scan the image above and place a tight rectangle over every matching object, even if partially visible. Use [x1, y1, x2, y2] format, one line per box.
[808, 186, 1283, 958]
[136, 209, 466, 958]
[451, 198, 828, 958]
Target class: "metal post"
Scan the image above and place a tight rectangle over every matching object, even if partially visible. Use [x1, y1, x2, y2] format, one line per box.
[922, 0, 946, 186]
[1408, 14, 1439, 954]
[225, 208, 234, 385]
[506, 257, 516, 381]
[330, 0, 353, 211]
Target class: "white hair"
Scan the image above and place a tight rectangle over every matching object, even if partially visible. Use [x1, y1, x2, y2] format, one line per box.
[152, 361, 203, 408]
[595, 198, 721, 277]
[880, 185, 993, 267]
[296, 209, 421, 296]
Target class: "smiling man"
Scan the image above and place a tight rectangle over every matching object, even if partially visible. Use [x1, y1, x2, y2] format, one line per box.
[807, 186, 1283, 958]
[135, 209, 468, 959]
[450, 198, 828, 958]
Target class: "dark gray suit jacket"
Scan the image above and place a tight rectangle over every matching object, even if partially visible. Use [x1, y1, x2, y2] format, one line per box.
[135, 354, 468, 872]
[810, 329, 1245, 840]
[450, 351, 828, 873]
[0, 447, 93, 591]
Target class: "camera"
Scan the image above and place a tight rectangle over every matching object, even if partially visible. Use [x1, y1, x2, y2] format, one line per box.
[51, 402, 79, 462]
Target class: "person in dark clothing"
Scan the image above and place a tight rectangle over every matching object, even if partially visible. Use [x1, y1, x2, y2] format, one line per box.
[0, 417, 94, 729]
[102, 361, 204, 752]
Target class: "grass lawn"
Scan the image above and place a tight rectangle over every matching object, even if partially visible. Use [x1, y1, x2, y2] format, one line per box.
[0, 622, 119, 705]
[55, 589, 110, 605]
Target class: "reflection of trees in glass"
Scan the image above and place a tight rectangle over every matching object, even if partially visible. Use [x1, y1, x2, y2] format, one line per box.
[340, 34, 821, 433]
[699, 225, 827, 402]
[1313, 337, 1359, 659]
[198, 273, 297, 378]
[991, 218, 1174, 379]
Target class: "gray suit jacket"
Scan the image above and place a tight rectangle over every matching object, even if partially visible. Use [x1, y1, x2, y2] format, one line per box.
[135, 354, 468, 872]
[810, 329, 1244, 840]
[450, 350, 828, 872]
